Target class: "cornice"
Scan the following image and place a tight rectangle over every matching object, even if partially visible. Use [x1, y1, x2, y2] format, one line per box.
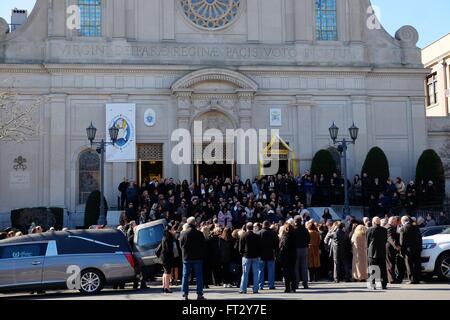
[0, 64, 429, 78]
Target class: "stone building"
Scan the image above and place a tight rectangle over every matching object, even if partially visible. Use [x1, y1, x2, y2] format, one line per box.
[0, 0, 429, 215]
[423, 33, 449, 117]
[423, 33, 450, 193]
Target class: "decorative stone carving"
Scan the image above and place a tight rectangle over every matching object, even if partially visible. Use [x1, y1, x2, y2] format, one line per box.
[13, 156, 27, 171]
[196, 111, 235, 134]
[0, 18, 9, 35]
[172, 68, 258, 93]
[395, 25, 419, 47]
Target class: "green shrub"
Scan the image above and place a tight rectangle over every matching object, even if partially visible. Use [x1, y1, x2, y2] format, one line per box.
[361, 147, 390, 181]
[49, 207, 64, 230]
[415, 149, 445, 203]
[10, 208, 27, 230]
[10, 207, 59, 233]
[310, 149, 337, 178]
[84, 190, 108, 228]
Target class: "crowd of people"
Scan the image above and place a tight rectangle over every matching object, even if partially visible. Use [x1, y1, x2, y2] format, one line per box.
[151, 213, 429, 300]
[117, 173, 445, 228]
[1, 172, 447, 299]
[0, 225, 66, 240]
[115, 174, 448, 300]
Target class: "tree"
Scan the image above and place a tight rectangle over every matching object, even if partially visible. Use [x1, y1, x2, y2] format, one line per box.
[415, 149, 445, 202]
[310, 149, 337, 178]
[361, 147, 390, 181]
[84, 190, 108, 228]
[0, 89, 44, 142]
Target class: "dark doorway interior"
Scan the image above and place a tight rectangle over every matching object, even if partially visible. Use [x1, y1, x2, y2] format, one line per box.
[140, 161, 163, 184]
[263, 159, 289, 175]
[197, 162, 233, 181]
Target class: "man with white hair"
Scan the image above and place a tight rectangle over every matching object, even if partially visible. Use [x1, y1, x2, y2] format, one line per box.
[239, 222, 262, 294]
[179, 217, 206, 300]
[386, 216, 403, 284]
[363, 217, 372, 228]
[366, 216, 388, 289]
[399, 216, 422, 284]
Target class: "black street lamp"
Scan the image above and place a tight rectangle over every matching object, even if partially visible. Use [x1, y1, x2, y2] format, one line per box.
[86, 122, 119, 226]
[329, 122, 359, 216]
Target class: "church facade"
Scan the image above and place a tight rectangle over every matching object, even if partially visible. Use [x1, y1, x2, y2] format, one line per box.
[0, 0, 429, 214]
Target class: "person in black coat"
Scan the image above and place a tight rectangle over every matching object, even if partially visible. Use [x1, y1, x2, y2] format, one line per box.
[125, 202, 137, 224]
[386, 217, 403, 284]
[118, 178, 129, 210]
[160, 226, 175, 294]
[218, 228, 233, 288]
[294, 216, 311, 289]
[366, 217, 388, 289]
[238, 222, 262, 294]
[179, 217, 206, 300]
[258, 221, 279, 290]
[399, 216, 423, 284]
[279, 223, 297, 293]
[325, 222, 349, 282]
[207, 228, 222, 287]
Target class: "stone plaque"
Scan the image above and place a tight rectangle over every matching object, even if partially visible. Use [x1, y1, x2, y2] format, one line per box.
[10, 171, 31, 190]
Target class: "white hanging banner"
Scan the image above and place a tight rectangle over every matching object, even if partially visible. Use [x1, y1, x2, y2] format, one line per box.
[106, 103, 136, 163]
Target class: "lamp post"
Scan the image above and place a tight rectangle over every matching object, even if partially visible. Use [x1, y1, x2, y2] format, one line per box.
[329, 122, 359, 216]
[86, 122, 119, 226]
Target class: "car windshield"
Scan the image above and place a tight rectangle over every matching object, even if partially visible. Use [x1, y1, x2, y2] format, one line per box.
[137, 224, 164, 249]
[442, 228, 450, 235]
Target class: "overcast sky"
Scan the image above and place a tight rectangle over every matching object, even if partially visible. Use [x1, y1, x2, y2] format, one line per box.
[0, 0, 448, 48]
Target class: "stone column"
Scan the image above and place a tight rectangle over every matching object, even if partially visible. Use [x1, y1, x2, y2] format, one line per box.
[247, 0, 260, 42]
[162, 0, 175, 41]
[438, 60, 449, 115]
[348, 0, 363, 43]
[104, 0, 113, 40]
[125, 0, 137, 40]
[49, 94, 67, 208]
[294, 0, 314, 42]
[294, 96, 314, 174]
[238, 92, 254, 180]
[48, 0, 66, 38]
[336, 0, 350, 42]
[175, 92, 192, 182]
[113, 0, 126, 38]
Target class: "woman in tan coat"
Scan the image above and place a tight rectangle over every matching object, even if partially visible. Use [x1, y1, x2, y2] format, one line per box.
[351, 225, 368, 281]
[307, 222, 321, 282]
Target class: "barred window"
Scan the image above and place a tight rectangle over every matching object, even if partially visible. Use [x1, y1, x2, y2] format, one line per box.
[316, 0, 337, 41]
[78, 0, 102, 37]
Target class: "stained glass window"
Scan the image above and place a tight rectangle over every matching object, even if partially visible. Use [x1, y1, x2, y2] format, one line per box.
[180, 0, 242, 30]
[79, 151, 100, 204]
[78, 0, 102, 37]
[316, 0, 337, 41]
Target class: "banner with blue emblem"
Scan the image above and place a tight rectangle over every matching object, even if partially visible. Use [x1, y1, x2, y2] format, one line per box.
[106, 103, 136, 163]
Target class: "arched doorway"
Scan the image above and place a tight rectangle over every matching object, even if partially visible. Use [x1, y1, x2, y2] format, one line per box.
[193, 110, 236, 183]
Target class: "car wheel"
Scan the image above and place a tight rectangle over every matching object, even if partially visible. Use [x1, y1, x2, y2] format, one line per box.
[79, 269, 105, 295]
[435, 252, 450, 281]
